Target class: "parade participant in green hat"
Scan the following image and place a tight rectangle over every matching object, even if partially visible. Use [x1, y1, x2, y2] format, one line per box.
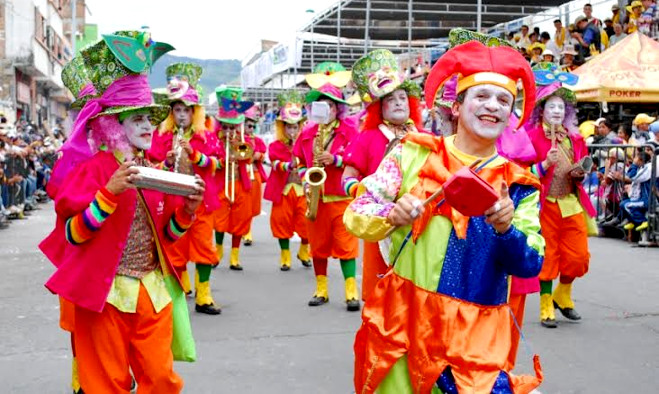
[292, 62, 361, 312]
[342, 49, 425, 301]
[212, 86, 256, 271]
[148, 62, 224, 315]
[40, 31, 201, 393]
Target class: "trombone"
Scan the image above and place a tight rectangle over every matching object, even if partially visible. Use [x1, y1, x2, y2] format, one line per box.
[224, 127, 236, 203]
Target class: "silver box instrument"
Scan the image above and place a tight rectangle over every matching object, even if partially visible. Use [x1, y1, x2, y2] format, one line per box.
[133, 166, 198, 196]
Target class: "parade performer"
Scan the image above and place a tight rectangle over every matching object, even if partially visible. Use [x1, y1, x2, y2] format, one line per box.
[242, 105, 267, 246]
[526, 63, 596, 328]
[293, 62, 361, 311]
[147, 62, 222, 315]
[213, 86, 255, 271]
[342, 49, 424, 301]
[344, 40, 545, 393]
[40, 31, 201, 392]
[264, 91, 312, 270]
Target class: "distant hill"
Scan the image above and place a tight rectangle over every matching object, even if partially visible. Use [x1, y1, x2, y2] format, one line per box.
[149, 55, 242, 103]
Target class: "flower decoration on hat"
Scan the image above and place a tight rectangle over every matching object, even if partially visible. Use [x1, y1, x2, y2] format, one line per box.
[305, 62, 352, 89]
[352, 49, 420, 104]
[532, 62, 578, 105]
[424, 40, 536, 128]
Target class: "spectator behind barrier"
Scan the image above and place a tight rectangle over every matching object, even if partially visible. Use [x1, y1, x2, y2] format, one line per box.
[619, 151, 653, 231]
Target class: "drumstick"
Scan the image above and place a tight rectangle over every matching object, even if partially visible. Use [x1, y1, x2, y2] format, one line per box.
[384, 158, 483, 236]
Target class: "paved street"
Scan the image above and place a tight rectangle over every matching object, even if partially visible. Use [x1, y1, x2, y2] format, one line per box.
[1, 202, 658, 393]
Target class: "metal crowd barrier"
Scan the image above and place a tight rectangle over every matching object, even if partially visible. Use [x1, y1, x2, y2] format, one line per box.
[586, 143, 658, 245]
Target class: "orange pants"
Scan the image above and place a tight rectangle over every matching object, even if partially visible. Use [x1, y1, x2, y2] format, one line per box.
[270, 189, 308, 239]
[361, 241, 388, 301]
[74, 284, 183, 393]
[307, 199, 358, 260]
[169, 204, 217, 267]
[506, 293, 526, 372]
[250, 176, 263, 217]
[539, 201, 590, 281]
[214, 179, 252, 237]
[59, 296, 76, 332]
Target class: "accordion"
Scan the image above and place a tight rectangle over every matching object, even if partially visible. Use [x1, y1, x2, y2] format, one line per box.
[133, 166, 198, 196]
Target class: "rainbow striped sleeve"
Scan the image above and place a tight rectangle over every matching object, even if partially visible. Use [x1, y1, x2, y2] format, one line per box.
[192, 150, 223, 172]
[165, 206, 194, 241]
[271, 160, 290, 172]
[65, 188, 119, 245]
[343, 176, 359, 197]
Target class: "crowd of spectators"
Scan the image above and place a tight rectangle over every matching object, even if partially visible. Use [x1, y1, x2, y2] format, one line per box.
[581, 113, 659, 245]
[0, 116, 63, 230]
[509, 1, 658, 69]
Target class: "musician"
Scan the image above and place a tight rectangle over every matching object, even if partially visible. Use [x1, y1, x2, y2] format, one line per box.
[342, 49, 425, 301]
[40, 32, 201, 392]
[264, 90, 311, 270]
[343, 41, 545, 392]
[293, 64, 360, 312]
[212, 87, 256, 271]
[147, 62, 222, 315]
[242, 105, 267, 246]
[526, 64, 596, 329]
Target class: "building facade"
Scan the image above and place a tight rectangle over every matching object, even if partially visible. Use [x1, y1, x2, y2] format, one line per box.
[0, 0, 77, 128]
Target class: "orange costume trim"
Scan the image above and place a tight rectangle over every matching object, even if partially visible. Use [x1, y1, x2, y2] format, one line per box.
[538, 201, 590, 281]
[250, 174, 263, 217]
[270, 188, 309, 240]
[74, 284, 183, 393]
[355, 272, 543, 393]
[361, 241, 388, 301]
[307, 200, 359, 260]
[169, 204, 218, 266]
[214, 178, 253, 237]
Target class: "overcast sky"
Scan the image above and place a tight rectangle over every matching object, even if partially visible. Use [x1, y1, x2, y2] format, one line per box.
[85, 0, 336, 61]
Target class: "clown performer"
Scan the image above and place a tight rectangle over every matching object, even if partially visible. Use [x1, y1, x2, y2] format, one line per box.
[344, 40, 545, 393]
[213, 86, 256, 271]
[293, 62, 361, 311]
[39, 31, 202, 392]
[264, 90, 312, 270]
[147, 62, 222, 315]
[342, 49, 425, 301]
[242, 105, 268, 246]
[526, 63, 597, 329]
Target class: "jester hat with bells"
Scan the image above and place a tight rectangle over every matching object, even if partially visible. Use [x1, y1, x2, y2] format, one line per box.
[156, 62, 207, 133]
[424, 40, 536, 129]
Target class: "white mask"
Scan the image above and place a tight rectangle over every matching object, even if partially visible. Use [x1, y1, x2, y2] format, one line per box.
[122, 112, 154, 151]
[542, 95, 566, 127]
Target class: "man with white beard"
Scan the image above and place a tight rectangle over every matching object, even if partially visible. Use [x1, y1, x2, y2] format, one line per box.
[526, 64, 596, 329]
[344, 40, 544, 393]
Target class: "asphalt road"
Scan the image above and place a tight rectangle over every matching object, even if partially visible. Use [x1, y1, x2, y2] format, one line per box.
[0, 202, 658, 393]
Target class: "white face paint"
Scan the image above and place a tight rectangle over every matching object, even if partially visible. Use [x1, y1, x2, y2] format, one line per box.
[382, 89, 410, 125]
[453, 84, 514, 140]
[542, 95, 566, 127]
[122, 112, 154, 150]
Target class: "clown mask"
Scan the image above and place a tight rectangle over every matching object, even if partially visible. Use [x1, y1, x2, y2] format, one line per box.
[282, 103, 303, 123]
[167, 75, 190, 99]
[542, 95, 566, 127]
[368, 66, 402, 98]
[123, 112, 154, 151]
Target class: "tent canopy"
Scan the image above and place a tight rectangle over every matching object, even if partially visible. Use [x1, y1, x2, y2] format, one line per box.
[572, 33, 659, 103]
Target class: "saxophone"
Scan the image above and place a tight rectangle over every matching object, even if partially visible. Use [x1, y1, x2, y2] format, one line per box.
[304, 129, 328, 221]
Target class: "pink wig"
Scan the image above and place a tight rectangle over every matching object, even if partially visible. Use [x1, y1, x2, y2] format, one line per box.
[88, 114, 134, 159]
